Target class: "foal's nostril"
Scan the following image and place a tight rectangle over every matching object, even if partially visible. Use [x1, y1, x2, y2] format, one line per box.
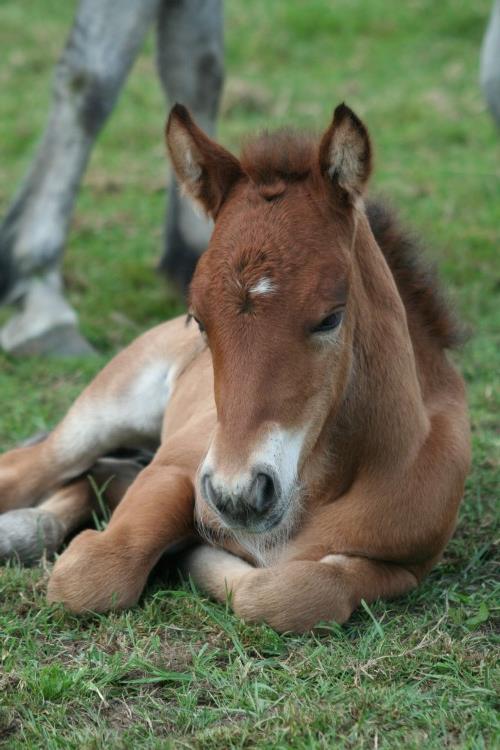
[202, 472, 218, 508]
[248, 471, 276, 515]
[202, 472, 234, 515]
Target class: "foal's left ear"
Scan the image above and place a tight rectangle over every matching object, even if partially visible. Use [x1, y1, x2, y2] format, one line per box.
[319, 103, 372, 199]
[166, 104, 243, 218]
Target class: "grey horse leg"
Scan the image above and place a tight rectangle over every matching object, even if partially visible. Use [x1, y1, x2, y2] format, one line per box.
[156, 0, 224, 292]
[0, 0, 159, 355]
[481, 0, 500, 128]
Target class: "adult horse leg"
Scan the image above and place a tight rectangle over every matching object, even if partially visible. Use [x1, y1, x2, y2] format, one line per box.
[0, 0, 159, 356]
[156, 0, 224, 292]
[481, 0, 500, 128]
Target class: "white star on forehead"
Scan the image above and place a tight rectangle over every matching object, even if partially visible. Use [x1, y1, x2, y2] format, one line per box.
[248, 277, 276, 296]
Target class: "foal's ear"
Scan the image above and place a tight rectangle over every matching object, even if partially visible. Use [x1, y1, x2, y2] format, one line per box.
[319, 103, 372, 199]
[166, 104, 243, 218]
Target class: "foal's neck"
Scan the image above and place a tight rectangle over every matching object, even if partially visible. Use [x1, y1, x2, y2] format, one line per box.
[333, 212, 430, 476]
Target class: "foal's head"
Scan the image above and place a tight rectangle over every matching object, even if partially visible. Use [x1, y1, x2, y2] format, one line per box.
[166, 103, 372, 535]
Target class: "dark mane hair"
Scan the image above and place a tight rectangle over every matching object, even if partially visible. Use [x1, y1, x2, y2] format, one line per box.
[365, 200, 465, 350]
[239, 129, 464, 351]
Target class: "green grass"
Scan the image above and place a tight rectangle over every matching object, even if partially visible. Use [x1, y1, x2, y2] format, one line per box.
[0, 0, 499, 747]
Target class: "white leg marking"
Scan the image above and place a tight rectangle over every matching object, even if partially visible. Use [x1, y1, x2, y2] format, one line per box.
[320, 554, 351, 566]
[54, 360, 175, 475]
[184, 545, 252, 600]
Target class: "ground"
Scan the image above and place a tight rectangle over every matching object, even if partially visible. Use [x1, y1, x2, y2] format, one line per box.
[0, 0, 499, 748]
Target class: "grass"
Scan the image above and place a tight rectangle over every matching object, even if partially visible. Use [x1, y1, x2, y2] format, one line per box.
[0, 0, 499, 747]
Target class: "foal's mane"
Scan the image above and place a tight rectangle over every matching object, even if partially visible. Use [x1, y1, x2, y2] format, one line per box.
[240, 129, 464, 350]
[365, 201, 465, 350]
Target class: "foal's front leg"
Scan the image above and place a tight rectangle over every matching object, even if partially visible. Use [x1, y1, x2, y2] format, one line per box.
[47, 462, 195, 613]
[181, 546, 418, 633]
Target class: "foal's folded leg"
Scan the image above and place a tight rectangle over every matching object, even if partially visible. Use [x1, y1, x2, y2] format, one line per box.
[0, 480, 90, 566]
[181, 545, 418, 633]
[0, 326, 171, 513]
[47, 463, 195, 613]
[0, 454, 144, 565]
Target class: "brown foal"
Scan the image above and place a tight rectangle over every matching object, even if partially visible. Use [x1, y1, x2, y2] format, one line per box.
[0, 103, 470, 632]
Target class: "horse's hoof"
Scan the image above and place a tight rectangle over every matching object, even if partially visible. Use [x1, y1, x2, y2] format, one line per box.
[0, 273, 97, 357]
[1, 323, 96, 357]
[0, 508, 66, 565]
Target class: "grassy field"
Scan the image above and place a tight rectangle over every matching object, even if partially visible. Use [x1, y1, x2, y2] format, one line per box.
[0, 0, 499, 747]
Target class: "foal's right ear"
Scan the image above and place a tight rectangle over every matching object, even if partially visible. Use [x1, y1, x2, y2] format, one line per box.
[166, 104, 243, 219]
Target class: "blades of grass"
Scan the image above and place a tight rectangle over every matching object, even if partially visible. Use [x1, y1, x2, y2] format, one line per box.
[461, 542, 493, 579]
[88, 473, 113, 531]
[360, 599, 385, 638]
[184, 575, 248, 660]
[465, 601, 490, 627]
[123, 662, 193, 686]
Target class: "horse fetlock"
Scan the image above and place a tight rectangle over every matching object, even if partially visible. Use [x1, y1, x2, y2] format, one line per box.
[47, 529, 146, 613]
[0, 508, 66, 565]
[0, 279, 95, 356]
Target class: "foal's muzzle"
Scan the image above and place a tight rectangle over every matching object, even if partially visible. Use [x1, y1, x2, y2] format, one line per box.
[201, 466, 281, 529]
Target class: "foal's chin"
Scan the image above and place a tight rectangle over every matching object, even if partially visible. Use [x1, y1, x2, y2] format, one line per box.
[223, 505, 287, 535]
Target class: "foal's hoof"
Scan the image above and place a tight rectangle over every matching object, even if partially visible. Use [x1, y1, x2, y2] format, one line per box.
[0, 508, 65, 565]
[47, 529, 144, 614]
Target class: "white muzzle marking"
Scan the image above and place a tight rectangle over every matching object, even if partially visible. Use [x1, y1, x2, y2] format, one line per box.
[200, 424, 307, 505]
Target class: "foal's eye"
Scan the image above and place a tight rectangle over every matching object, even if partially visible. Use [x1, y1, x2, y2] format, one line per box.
[311, 310, 344, 334]
[188, 313, 206, 334]
[194, 317, 206, 334]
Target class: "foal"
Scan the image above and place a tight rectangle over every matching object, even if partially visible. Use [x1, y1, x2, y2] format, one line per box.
[0, 104, 470, 632]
